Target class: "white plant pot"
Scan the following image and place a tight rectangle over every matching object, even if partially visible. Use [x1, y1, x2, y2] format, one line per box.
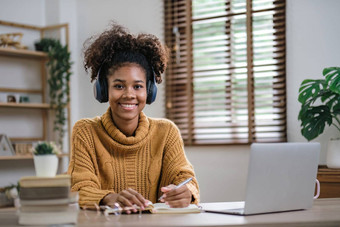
[326, 138, 340, 169]
[33, 154, 58, 177]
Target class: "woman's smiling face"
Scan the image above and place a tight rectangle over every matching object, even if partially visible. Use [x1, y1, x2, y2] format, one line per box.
[107, 63, 147, 124]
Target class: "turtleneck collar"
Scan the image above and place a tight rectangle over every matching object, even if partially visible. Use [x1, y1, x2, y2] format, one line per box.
[101, 107, 150, 145]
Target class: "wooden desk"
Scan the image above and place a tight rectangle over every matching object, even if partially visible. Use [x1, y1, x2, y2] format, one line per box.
[1, 198, 340, 226]
[317, 165, 340, 198]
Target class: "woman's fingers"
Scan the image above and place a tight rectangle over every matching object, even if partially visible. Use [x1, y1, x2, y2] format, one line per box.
[162, 185, 192, 208]
[118, 188, 146, 213]
[160, 184, 175, 200]
[162, 184, 187, 199]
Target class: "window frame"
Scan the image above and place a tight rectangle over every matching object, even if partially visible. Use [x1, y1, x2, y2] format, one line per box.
[164, 0, 287, 145]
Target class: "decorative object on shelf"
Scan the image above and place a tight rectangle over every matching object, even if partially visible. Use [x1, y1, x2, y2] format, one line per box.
[19, 95, 30, 103]
[7, 94, 16, 103]
[0, 184, 18, 207]
[298, 67, 340, 168]
[0, 134, 15, 156]
[34, 38, 72, 149]
[14, 143, 33, 156]
[32, 141, 61, 177]
[0, 32, 28, 49]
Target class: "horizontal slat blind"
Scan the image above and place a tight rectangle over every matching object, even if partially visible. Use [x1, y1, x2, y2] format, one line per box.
[164, 0, 286, 145]
[165, 0, 194, 144]
[251, 0, 286, 142]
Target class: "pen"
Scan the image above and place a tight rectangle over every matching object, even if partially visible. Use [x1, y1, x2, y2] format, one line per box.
[158, 177, 193, 201]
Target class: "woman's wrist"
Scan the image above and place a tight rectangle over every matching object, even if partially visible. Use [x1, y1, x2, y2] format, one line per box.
[100, 193, 119, 206]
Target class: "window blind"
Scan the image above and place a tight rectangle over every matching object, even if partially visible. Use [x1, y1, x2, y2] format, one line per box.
[164, 0, 286, 145]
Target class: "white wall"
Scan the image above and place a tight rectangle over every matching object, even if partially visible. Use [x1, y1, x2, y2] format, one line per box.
[286, 0, 340, 165]
[1, 0, 340, 203]
[0, 0, 45, 26]
[74, 0, 165, 121]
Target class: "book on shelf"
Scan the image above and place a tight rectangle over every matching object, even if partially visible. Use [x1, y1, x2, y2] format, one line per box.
[19, 191, 78, 206]
[19, 174, 72, 201]
[18, 203, 79, 225]
[19, 203, 74, 212]
[18, 174, 79, 227]
[19, 186, 70, 200]
[19, 174, 71, 188]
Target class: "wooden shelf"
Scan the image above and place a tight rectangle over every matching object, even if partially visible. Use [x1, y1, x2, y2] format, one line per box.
[0, 155, 33, 160]
[0, 88, 41, 94]
[0, 102, 50, 109]
[0, 48, 47, 59]
[0, 153, 69, 161]
[317, 165, 340, 198]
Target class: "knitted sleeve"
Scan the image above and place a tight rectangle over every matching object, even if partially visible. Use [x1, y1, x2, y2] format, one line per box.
[159, 121, 200, 204]
[67, 120, 114, 209]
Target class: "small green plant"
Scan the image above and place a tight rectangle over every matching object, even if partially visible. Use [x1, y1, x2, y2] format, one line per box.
[298, 67, 340, 141]
[32, 141, 61, 155]
[0, 184, 18, 194]
[34, 38, 72, 149]
[0, 184, 18, 205]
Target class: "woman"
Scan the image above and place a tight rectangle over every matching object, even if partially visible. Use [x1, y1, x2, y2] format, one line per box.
[67, 23, 199, 213]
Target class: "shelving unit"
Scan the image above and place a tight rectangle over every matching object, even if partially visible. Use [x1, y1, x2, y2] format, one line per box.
[0, 49, 49, 116]
[0, 20, 71, 159]
[0, 153, 68, 161]
[0, 47, 49, 145]
[0, 102, 50, 109]
[0, 48, 47, 58]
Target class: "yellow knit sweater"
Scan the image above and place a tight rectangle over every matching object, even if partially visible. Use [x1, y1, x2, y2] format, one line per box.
[67, 108, 199, 208]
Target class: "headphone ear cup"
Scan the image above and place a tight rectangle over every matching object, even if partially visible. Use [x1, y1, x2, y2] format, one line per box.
[146, 72, 157, 104]
[94, 79, 103, 102]
[100, 78, 108, 102]
[93, 67, 108, 103]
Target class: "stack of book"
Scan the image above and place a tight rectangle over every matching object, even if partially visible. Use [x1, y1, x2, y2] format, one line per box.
[18, 174, 78, 225]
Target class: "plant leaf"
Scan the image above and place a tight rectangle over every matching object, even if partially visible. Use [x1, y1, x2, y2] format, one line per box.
[299, 105, 332, 141]
[35, 38, 72, 149]
[298, 79, 325, 104]
[324, 67, 340, 95]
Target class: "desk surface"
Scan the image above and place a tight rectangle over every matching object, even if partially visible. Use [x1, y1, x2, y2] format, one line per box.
[1, 198, 340, 227]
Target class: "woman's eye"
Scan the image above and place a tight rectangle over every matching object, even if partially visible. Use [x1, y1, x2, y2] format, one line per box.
[114, 84, 123, 89]
[134, 85, 143, 89]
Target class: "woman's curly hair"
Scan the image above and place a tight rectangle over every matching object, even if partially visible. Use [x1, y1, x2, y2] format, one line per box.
[83, 22, 168, 83]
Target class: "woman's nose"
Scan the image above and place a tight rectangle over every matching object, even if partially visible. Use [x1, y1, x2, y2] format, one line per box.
[123, 87, 136, 99]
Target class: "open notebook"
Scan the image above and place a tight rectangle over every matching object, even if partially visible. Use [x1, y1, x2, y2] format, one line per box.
[102, 202, 201, 215]
[147, 203, 201, 214]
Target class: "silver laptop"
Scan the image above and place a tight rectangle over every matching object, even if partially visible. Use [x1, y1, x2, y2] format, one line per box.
[204, 142, 320, 215]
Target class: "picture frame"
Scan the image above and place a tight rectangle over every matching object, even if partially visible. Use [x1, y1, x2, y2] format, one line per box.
[0, 134, 15, 156]
[7, 95, 17, 103]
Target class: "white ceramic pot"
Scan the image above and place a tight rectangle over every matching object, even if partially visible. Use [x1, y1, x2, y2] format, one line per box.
[33, 154, 58, 177]
[326, 138, 340, 169]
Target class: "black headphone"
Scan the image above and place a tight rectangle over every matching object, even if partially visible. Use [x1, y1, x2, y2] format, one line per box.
[93, 65, 157, 104]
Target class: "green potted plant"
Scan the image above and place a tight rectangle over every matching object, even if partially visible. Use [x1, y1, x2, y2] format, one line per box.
[0, 184, 18, 207]
[298, 66, 340, 168]
[32, 141, 61, 177]
[34, 38, 72, 150]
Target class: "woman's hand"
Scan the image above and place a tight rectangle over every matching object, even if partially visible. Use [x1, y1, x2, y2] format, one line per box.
[101, 188, 149, 214]
[160, 184, 192, 208]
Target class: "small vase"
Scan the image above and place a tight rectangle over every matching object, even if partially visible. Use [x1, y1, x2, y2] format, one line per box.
[326, 138, 340, 169]
[33, 154, 58, 177]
